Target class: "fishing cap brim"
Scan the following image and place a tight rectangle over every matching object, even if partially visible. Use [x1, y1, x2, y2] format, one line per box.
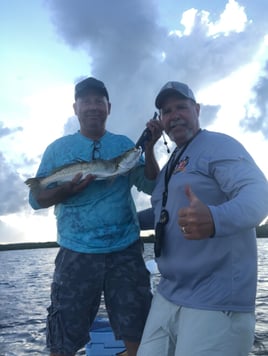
[155, 81, 196, 109]
[75, 77, 109, 101]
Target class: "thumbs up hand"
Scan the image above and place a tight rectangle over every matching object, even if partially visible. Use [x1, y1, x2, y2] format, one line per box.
[178, 185, 215, 240]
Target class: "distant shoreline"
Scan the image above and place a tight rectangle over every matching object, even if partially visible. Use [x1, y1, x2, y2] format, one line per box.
[1, 229, 267, 251]
[0, 241, 60, 251]
[0, 235, 156, 251]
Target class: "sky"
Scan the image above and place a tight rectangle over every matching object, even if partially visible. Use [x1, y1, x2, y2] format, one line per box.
[1, 0, 268, 243]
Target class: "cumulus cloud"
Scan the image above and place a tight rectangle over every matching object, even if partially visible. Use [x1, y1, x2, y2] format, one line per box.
[200, 105, 221, 126]
[45, 0, 268, 140]
[0, 152, 28, 215]
[241, 60, 268, 137]
[0, 122, 23, 138]
[2, 0, 268, 230]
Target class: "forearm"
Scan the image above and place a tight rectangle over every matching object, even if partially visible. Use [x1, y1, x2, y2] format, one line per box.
[142, 116, 163, 180]
[210, 186, 268, 236]
[34, 185, 73, 208]
[31, 174, 95, 209]
[144, 145, 160, 180]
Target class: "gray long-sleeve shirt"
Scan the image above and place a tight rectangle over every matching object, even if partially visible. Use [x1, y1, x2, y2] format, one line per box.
[152, 129, 268, 312]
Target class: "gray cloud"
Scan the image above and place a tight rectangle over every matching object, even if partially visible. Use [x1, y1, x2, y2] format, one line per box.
[241, 61, 268, 137]
[200, 105, 221, 126]
[45, 0, 268, 141]
[0, 152, 28, 215]
[0, 122, 23, 138]
[2, 0, 267, 221]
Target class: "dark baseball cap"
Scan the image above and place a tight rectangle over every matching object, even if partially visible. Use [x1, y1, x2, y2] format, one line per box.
[74, 77, 109, 101]
[155, 81, 196, 109]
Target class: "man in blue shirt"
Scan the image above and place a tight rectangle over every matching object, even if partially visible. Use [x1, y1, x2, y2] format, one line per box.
[28, 77, 162, 356]
[137, 81, 268, 356]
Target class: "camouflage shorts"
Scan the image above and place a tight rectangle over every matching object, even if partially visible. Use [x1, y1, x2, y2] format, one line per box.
[46, 240, 152, 355]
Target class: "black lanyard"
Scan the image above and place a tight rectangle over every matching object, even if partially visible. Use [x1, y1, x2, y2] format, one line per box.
[161, 129, 201, 208]
[154, 129, 201, 257]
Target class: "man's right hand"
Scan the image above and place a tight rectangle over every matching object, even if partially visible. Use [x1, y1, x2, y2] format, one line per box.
[35, 173, 96, 208]
[67, 173, 96, 194]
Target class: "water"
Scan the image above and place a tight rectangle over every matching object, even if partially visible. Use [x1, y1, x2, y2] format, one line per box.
[0, 240, 267, 355]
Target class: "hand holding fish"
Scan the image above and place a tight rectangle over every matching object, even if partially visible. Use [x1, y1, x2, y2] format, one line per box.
[32, 173, 96, 208]
[25, 148, 142, 208]
[68, 172, 96, 193]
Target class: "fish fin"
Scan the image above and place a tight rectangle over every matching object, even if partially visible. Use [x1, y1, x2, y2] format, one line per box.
[24, 177, 42, 194]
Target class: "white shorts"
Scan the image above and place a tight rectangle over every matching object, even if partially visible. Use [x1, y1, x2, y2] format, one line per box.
[137, 292, 255, 356]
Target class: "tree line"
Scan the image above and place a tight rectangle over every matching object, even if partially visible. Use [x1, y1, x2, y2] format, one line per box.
[1, 225, 268, 251]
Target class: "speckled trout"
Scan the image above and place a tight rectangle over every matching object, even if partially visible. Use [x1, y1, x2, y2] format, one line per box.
[25, 147, 142, 191]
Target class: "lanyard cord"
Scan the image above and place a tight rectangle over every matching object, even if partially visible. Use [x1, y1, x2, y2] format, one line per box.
[162, 129, 201, 208]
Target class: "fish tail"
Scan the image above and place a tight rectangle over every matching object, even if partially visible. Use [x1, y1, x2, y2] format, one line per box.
[24, 177, 42, 193]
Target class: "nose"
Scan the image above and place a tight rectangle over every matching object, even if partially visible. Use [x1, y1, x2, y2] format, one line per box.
[171, 106, 182, 118]
[167, 110, 180, 123]
[86, 102, 99, 111]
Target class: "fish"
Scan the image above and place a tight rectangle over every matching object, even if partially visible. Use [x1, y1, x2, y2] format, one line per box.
[25, 147, 142, 192]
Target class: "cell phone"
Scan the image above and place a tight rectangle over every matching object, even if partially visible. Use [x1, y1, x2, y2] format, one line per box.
[135, 112, 158, 151]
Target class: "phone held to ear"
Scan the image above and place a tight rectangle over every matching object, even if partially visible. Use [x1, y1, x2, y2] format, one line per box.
[135, 112, 158, 152]
[135, 112, 170, 153]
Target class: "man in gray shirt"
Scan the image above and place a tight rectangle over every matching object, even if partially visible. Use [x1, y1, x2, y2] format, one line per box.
[138, 81, 268, 356]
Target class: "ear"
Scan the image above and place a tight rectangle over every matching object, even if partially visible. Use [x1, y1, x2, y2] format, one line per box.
[195, 103, 200, 116]
[73, 102, 77, 115]
[108, 102, 111, 115]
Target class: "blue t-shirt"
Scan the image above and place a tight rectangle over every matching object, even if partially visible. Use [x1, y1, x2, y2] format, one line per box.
[152, 129, 268, 312]
[29, 131, 155, 253]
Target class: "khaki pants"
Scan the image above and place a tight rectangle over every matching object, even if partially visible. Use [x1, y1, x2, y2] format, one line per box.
[137, 292, 255, 356]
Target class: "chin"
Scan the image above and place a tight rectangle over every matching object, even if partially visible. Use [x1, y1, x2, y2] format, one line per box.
[174, 132, 193, 147]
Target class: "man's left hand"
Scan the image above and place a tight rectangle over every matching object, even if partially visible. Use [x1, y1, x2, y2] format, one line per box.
[178, 185, 215, 239]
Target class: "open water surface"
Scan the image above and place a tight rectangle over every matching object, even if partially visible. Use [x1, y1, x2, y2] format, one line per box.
[0, 240, 267, 355]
